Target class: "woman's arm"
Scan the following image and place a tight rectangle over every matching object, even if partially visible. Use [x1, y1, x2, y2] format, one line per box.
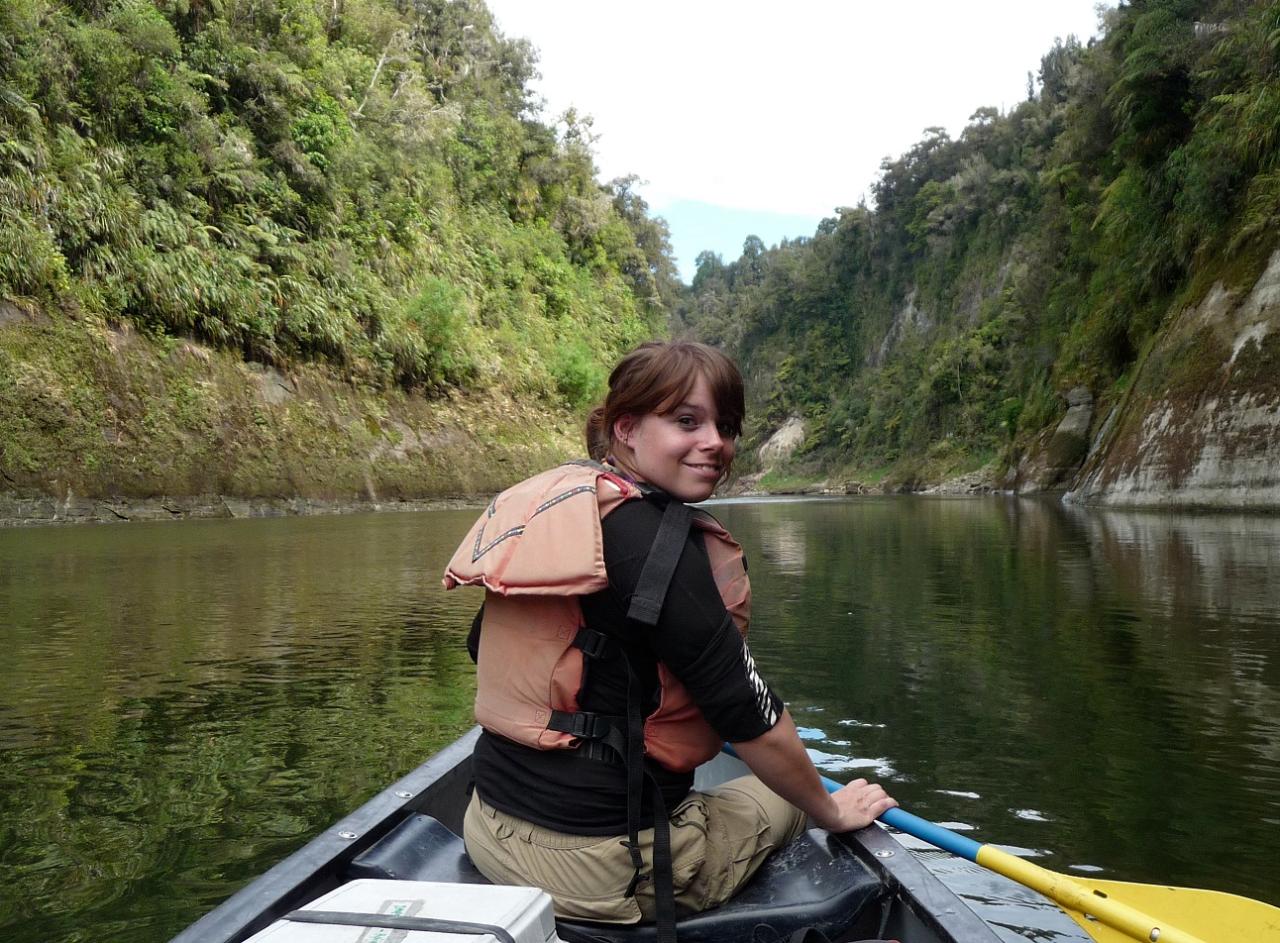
[596, 501, 896, 832]
[731, 709, 897, 833]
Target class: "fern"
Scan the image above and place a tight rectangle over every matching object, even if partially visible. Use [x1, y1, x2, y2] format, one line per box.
[1229, 170, 1280, 252]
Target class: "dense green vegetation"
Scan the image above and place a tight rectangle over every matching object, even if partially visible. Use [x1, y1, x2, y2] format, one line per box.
[0, 0, 679, 408]
[5, 0, 1279, 500]
[680, 0, 1280, 484]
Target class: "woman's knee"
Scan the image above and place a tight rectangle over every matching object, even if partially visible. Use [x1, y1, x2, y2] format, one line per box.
[685, 777, 805, 909]
[707, 775, 806, 846]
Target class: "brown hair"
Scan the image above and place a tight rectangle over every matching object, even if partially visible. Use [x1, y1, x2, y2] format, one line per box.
[585, 341, 745, 466]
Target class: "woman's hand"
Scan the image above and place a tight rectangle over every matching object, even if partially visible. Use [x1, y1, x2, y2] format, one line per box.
[814, 777, 897, 833]
[731, 710, 897, 833]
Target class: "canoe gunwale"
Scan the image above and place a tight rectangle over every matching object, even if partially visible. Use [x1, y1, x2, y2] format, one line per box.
[839, 823, 1002, 942]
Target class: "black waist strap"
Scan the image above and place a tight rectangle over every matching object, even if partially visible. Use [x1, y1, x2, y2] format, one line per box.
[575, 737, 624, 764]
[547, 709, 625, 742]
[623, 659, 677, 943]
[548, 675, 677, 943]
[573, 626, 614, 659]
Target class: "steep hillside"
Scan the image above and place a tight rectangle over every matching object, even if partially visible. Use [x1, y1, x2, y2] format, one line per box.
[682, 0, 1280, 507]
[0, 0, 678, 520]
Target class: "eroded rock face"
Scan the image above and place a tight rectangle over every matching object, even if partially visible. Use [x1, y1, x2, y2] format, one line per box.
[758, 416, 806, 465]
[1009, 387, 1095, 493]
[247, 363, 296, 406]
[0, 301, 28, 328]
[1067, 250, 1280, 508]
[867, 287, 933, 367]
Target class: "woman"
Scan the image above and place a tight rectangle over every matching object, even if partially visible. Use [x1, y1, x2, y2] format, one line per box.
[443, 341, 895, 930]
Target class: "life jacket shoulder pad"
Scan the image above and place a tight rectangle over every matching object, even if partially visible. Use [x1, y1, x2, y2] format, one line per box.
[443, 462, 641, 596]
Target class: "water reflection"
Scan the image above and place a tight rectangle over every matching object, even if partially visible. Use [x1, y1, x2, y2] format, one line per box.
[0, 511, 486, 943]
[2, 497, 1279, 943]
[756, 521, 808, 577]
[712, 496, 1280, 936]
[1064, 507, 1280, 619]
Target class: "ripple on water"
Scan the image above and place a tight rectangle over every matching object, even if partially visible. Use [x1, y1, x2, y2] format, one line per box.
[1012, 809, 1051, 822]
[985, 842, 1052, 859]
[805, 748, 896, 777]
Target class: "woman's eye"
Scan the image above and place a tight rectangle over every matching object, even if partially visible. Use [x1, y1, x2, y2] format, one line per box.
[717, 423, 735, 437]
[677, 416, 697, 428]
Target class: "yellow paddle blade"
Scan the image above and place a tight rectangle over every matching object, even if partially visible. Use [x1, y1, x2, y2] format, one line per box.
[977, 847, 1280, 943]
[1058, 877, 1280, 943]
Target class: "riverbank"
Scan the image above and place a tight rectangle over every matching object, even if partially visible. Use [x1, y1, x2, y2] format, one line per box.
[0, 492, 488, 527]
[0, 304, 577, 526]
[743, 246, 1280, 515]
[9, 253, 1280, 525]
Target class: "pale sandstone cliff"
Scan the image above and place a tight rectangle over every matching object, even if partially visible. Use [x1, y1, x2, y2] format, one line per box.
[1065, 250, 1280, 509]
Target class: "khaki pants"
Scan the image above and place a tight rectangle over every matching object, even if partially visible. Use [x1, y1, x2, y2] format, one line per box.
[463, 777, 807, 924]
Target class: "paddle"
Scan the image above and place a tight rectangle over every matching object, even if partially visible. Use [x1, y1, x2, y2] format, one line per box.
[718, 744, 1279, 942]
[817, 773, 1280, 943]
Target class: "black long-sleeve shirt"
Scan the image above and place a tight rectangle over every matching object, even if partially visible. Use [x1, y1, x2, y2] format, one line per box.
[471, 491, 784, 834]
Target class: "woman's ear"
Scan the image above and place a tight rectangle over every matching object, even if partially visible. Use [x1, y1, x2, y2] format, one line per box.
[612, 415, 635, 449]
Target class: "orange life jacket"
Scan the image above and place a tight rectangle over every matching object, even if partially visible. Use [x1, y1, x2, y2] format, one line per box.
[442, 461, 751, 773]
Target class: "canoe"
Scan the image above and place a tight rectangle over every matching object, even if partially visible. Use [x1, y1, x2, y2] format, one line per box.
[172, 727, 1004, 943]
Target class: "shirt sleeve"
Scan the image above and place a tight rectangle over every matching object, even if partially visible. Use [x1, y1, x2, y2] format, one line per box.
[598, 498, 784, 742]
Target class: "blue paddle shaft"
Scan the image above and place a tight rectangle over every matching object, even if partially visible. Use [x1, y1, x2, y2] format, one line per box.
[817, 770, 982, 861]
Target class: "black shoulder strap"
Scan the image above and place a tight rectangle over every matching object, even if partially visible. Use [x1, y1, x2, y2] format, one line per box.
[626, 499, 692, 626]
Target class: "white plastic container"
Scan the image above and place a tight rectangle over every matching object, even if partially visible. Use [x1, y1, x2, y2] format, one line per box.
[244, 880, 561, 943]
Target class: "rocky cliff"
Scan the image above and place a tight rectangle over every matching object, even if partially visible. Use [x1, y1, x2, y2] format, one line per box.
[1065, 250, 1280, 509]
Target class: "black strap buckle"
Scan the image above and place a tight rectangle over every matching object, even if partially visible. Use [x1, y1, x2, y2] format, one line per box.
[577, 739, 623, 764]
[548, 710, 611, 740]
[572, 627, 612, 660]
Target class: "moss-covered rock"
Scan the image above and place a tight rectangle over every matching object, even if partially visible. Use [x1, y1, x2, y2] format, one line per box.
[0, 306, 579, 524]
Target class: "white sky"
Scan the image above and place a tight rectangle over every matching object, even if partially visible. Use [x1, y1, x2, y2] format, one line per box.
[484, 1, 1107, 279]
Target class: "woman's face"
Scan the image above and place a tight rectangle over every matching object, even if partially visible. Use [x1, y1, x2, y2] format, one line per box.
[613, 373, 736, 503]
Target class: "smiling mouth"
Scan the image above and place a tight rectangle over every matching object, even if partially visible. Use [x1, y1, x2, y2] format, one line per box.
[685, 462, 721, 476]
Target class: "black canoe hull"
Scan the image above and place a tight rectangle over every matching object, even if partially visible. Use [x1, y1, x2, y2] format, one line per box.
[172, 728, 1001, 943]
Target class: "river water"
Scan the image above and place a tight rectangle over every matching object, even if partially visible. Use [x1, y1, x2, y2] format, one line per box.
[1, 496, 1278, 942]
